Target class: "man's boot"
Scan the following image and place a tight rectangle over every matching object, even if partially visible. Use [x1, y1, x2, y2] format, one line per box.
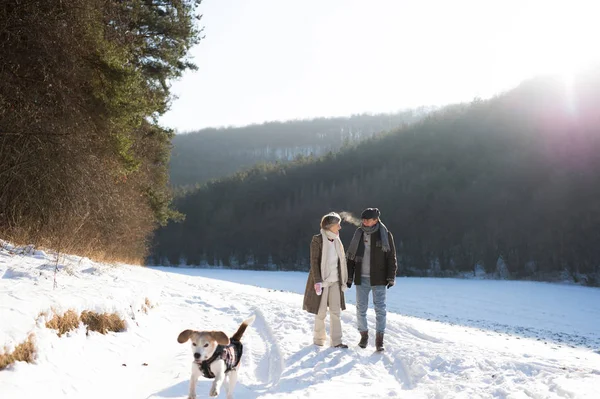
[358, 331, 368, 348]
[376, 332, 385, 352]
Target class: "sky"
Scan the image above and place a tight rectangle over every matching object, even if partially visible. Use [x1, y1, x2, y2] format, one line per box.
[159, 0, 600, 132]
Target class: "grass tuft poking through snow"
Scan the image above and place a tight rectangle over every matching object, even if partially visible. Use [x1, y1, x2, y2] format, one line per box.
[43, 309, 128, 336]
[0, 334, 36, 370]
[45, 310, 80, 337]
[80, 311, 126, 334]
[142, 297, 154, 314]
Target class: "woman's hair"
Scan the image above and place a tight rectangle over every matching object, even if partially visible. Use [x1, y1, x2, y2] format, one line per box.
[320, 212, 342, 230]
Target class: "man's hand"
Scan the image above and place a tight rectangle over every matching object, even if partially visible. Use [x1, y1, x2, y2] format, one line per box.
[386, 280, 395, 289]
[346, 280, 353, 289]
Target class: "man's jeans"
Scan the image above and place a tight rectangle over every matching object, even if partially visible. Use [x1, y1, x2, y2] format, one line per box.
[356, 277, 387, 333]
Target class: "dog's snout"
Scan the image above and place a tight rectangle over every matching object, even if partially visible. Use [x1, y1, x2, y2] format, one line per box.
[194, 353, 200, 360]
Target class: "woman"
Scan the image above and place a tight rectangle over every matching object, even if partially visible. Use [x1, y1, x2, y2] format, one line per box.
[302, 212, 349, 348]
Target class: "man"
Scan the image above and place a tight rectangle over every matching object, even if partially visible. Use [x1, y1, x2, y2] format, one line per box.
[346, 208, 397, 351]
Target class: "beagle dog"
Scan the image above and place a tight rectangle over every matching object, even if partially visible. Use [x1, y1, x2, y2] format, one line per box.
[178, 315, 255, 399]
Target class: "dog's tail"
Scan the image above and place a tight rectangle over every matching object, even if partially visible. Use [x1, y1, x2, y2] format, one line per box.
[231, 314, 256, 342]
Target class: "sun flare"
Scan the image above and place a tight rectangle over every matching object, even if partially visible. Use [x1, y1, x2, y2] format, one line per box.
[494, 1, 600, 87]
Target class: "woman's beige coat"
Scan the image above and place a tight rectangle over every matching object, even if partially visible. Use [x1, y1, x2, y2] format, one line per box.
[303, 234, 346, 314]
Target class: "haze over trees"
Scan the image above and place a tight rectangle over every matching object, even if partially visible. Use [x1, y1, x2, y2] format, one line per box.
[152, 69, 600, 286]
[169, 109, 433, 187]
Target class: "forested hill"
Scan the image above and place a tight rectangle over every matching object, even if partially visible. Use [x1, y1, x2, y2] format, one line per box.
[152, 69, 600, 285]
[169, 109, 432, 186]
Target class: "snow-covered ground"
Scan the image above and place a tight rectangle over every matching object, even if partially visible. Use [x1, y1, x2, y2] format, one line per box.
[1, 244, 600, 398]
[162, 269, 600, 350]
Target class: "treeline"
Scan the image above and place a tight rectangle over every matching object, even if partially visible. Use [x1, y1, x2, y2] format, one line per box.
[151, 69, 600, 285]
[0, 0, 202, 261]
[170, 109, 433, 187]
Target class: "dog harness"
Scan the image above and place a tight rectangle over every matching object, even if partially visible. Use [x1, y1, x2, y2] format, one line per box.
[199, 339, 243, 379]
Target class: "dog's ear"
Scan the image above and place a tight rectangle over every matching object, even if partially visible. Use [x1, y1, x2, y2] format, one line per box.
[177, 329, 194, 343]
[210, 331, 230, 345]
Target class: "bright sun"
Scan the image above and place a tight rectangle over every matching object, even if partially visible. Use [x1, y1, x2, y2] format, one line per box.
[494, 1, 600, 86]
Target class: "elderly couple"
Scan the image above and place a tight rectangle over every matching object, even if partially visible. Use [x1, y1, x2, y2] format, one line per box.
[302, 208, 397, 352]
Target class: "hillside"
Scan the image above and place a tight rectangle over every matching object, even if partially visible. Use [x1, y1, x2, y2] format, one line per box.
[152, 68, 600, 284]
[169, 109, 432, 186]
[2, 243, 599, 398]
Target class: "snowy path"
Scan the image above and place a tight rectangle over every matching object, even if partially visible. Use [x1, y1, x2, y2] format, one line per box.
[1, 246, 600, 398]
[160, 269, 600, 350]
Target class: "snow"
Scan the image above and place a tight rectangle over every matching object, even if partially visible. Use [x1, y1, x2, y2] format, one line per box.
[1, 243, 600, 398]
[162, 269, 600, 349]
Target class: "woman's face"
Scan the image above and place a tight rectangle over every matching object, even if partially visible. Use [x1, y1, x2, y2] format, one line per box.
[328, 222, 342, 235]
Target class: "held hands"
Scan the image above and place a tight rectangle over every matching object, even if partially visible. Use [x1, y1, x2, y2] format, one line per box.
[314, 282, 323, 295]
[386, 279, 395, 289]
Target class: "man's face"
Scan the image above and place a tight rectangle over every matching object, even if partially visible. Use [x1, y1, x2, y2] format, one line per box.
[362, 218, 378, 227]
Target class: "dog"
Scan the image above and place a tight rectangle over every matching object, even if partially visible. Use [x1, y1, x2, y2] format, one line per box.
[178, 315, 255, 399]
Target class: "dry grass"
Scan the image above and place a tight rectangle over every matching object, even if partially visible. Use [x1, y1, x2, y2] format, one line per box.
[142, 297, 154, 314]
[0, 334, 36, 370]
[80, 311, 126, 334]
[45, 309, 80, 336]
[0, 240, 144, 266]
[82, 248, 143, 265]
[44, 309, 127, 336]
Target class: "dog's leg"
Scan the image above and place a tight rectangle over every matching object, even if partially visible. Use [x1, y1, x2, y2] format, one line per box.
[188, 363, 200, 399]
[209, 360, 226, 397]
[225, 369, 238, 399]
[223, 373, 231, 398]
